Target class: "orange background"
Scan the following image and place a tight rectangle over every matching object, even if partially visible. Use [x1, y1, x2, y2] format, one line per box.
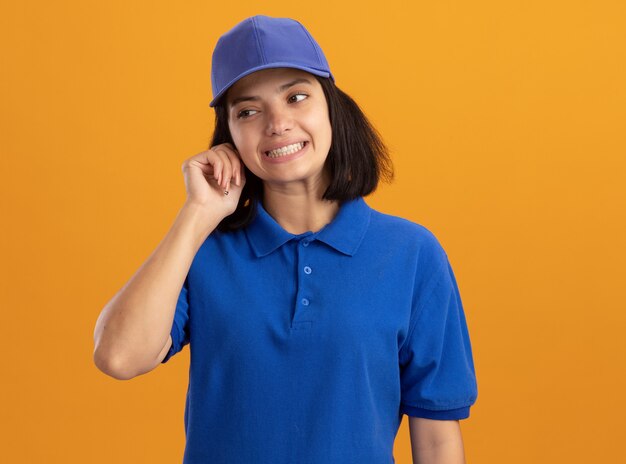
[2, 1, 625, 462]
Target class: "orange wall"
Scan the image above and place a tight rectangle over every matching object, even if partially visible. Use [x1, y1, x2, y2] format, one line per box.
[1, 1, 625, 462]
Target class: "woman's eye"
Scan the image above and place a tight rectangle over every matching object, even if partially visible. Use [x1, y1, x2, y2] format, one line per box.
[289, 93, 308, 103]
[237, 109, 258, 119]
[236, 94, 307, 119]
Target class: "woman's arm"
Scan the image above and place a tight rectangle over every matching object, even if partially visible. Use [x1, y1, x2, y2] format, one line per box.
[93, 145, 245, 380]
[92, 202, 222, 380]
[409, 417, 466, 464]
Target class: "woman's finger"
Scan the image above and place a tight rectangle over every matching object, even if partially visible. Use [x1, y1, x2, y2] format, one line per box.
[224, 143, 245, 187]
[214, 145, 233, 190]
[220, 146, 243, 187]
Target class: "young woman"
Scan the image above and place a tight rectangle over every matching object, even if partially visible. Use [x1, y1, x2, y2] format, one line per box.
[93, 15, 478, 464]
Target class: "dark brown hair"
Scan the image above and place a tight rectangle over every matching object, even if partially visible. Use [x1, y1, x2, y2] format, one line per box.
[210, 75, 394, 232]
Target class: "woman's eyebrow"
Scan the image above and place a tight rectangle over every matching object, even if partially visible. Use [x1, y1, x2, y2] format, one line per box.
[229, 78, 313, 108]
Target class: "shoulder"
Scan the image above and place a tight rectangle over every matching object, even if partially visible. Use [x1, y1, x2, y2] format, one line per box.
[369, 207, 437, 239]
[366, 205, 449, 266]
[189, 227, 249, 270]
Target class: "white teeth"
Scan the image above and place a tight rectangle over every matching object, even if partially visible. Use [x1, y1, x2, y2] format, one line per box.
[266, 142, 305, 158]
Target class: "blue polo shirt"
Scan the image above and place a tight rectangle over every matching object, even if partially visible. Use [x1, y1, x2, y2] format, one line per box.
[162, 196, 478, 463]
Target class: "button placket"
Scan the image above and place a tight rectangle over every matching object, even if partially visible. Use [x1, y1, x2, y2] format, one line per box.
[292, 236, 315, 330]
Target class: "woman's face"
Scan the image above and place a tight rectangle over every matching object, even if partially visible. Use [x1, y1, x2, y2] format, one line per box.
[226, 68, 332, 190]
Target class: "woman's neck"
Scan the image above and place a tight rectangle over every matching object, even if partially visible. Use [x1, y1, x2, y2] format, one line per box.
[261, 178, 340, 235]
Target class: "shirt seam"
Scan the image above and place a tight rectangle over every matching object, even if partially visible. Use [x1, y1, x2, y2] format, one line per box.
[400, 396, 477, 411]
[399, 258, 448, 359]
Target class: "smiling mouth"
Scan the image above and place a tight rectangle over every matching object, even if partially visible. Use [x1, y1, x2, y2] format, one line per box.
[264, 141, 308, 158]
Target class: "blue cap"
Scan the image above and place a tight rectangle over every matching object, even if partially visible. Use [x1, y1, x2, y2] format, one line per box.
[209, 15, 335, 107]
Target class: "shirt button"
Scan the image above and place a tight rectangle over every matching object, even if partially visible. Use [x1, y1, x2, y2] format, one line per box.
[301, 298, 309, 306]
[302, 240, 309, 247]
[304, 266, 312, 274]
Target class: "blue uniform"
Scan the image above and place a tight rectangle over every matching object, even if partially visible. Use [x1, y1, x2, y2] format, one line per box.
[162, 196, 478, 463]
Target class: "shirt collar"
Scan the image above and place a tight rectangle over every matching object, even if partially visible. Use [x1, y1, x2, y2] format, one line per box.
[245, 196, 371, 258]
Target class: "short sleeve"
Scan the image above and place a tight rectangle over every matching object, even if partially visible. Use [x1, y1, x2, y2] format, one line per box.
[399, 251, 478, 420]
[161, 276, 191, 363]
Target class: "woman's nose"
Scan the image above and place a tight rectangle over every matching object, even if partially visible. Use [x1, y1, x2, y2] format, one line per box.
[265, 105, 293, 136]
